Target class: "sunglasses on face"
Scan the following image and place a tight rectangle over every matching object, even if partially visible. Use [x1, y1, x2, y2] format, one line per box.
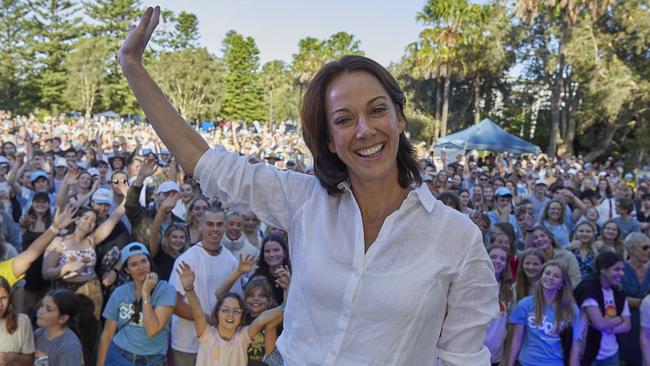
[642, 245, 650, 251]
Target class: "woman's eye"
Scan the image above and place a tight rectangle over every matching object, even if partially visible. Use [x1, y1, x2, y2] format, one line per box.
[335, 117, 351, 125]
[371, 106, 386, 114]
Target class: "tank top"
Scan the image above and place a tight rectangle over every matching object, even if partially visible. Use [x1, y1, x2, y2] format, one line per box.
[56, 237, 97, 279]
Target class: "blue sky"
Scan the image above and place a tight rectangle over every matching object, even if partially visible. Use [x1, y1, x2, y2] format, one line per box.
[142, 0, 490, 67]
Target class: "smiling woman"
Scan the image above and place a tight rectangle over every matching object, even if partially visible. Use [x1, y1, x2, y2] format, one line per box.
[118, 7, 498, 365]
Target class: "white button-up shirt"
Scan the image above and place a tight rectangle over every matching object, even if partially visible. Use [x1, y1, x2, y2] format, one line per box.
[196, 147, 498, 366]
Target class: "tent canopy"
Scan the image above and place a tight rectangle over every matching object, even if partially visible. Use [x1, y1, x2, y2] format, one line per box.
[435, 118, 540, 154]
[97, 110, 120, 119]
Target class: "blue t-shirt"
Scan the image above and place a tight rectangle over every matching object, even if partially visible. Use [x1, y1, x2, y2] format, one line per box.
[103, 280, 176, 355]
[509, 296, 580, 366]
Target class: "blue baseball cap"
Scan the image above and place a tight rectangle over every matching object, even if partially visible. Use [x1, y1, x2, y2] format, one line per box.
[495, 187, 513, 197]
[30, 170, 49, 182]
[120, 242, 150, 265]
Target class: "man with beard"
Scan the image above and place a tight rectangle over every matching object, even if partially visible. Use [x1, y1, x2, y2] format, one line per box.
[168, 207, 241, 366]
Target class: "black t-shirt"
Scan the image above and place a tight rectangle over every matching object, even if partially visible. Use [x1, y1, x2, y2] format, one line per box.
[94, 220, 130, 277]
[152, 250, 177, 282]
[23, 229, 51, 291]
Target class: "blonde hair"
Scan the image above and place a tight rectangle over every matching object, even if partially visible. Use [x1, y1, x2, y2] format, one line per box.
[533, 260, 576, 333]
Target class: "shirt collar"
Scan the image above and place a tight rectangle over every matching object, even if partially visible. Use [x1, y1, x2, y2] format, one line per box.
[336, 181, 436, 213]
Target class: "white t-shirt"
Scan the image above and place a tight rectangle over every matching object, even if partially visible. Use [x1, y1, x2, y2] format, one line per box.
[168, 243, 241, 353]
[582, 288, 630, 360]
[0, 313, 35, 354]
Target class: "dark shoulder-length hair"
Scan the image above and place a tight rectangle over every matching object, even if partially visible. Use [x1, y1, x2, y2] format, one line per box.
[0, 276, 17, 334]
[300, 55, 422, 195]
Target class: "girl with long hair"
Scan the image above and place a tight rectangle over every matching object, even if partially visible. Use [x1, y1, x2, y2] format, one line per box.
[574, 252, 631, 365]
[186, 196, 209, 244]
[569, 221, 600, 281]
[176, 261, 288, 366]
[540, 199, 571, 248]
[515, 248, 546, 302]
[0, 276, 34, 365]
[507, 261, 581, 366]
[34, 289, 84, 366]
[596, 220, 626, 259]
[97, 242, 176, 366]
[484, 245, 514, 366]
[529, 225, 582, 289]
[252, 233, 292, 305]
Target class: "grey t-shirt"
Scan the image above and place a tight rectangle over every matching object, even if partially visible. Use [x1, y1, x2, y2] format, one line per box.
[34, 328, 84, 366]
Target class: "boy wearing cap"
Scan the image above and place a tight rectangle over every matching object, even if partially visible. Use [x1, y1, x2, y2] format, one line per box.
[488, 187, 522, 239]
[526, 179, 551, 221]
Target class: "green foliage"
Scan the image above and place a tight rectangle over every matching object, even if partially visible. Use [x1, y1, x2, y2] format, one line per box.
[29, 0, 82, 113]
[221, 31, 265, 123]
[63, 37, 112, 117]
[148, 47, 223, 120]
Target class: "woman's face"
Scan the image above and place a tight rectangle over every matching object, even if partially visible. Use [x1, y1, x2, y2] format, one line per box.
[522, 255, 543, 280]
[532, 229, 551, 250]
[191, 200, 208, 222]
[245, 287, 270, 317]
[167, 229, 187, 252]
[459, 192, 470, 206]
[263, 240, 285, 267]
[78, 173, 92, 189]
[575, 224, 595, 244]
[0, 287, 9, 318]
[180, 183, 194, 202]
[489, 248, 507, 277]
[2, 143, 15, 155]
[602, 223, 619, 240]
[483, 187, 494, 201]
[629, 238, 650, 263]
[472, 186, 482, 200]
[226, 215, 243, 239]
[598, 179, 608, 190]
[243, 214, 260, 232]
[547, 202, 563, 222]
[77, 211, 97, 233]
[437, 171, 447, 183]
[601, 261, 625, 287]
[36, 295, 62, 328]
[325, 71, 405, 187]
[125, 253, 151, 281]
[585, 208, 599, 221]
[32, 198, 50, 214]
[218, 297, 243, 331]
[494, 180, 505, 189]
[540, 265, 564, 292]
[492, 233, 511, 252]
[452, 174, 462, 187]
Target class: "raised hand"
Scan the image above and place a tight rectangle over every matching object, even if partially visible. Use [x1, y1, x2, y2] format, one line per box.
[160, 191, 179, 212]
[237, 255, 258, 274]
[137, 157, 158, 178]
[53, 203, 79, 229]
[63, 167, 80, 186]
[176, 261, 195, 290]
[142, 272, 159, 296]
[118, 6, 160, 66]
[274, 266, 291, 290]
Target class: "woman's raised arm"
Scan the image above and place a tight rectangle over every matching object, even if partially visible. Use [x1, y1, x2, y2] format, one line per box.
[118, 6, 208, 176]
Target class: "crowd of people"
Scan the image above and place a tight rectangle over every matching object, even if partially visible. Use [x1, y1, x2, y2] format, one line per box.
[0, 108, 649, 365]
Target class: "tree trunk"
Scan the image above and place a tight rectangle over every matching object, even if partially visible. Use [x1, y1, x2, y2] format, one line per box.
[441, 76, 451, 137]
[269, 89, 273, 124]
[560, 83, 579, 157]
[548, 20, 570, 158]
[435, 77, 442, 122]
[484, 73, 494, 114]
[473, 73, 481, 124]
[583, 123, 619, 162]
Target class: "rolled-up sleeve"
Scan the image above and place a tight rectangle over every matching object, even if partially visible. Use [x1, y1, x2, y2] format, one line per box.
[437, 233, 498, 366]
[194, 147, 318, 230]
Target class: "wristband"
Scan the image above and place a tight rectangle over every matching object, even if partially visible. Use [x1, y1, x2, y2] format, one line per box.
[184, 286, 194, 292]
